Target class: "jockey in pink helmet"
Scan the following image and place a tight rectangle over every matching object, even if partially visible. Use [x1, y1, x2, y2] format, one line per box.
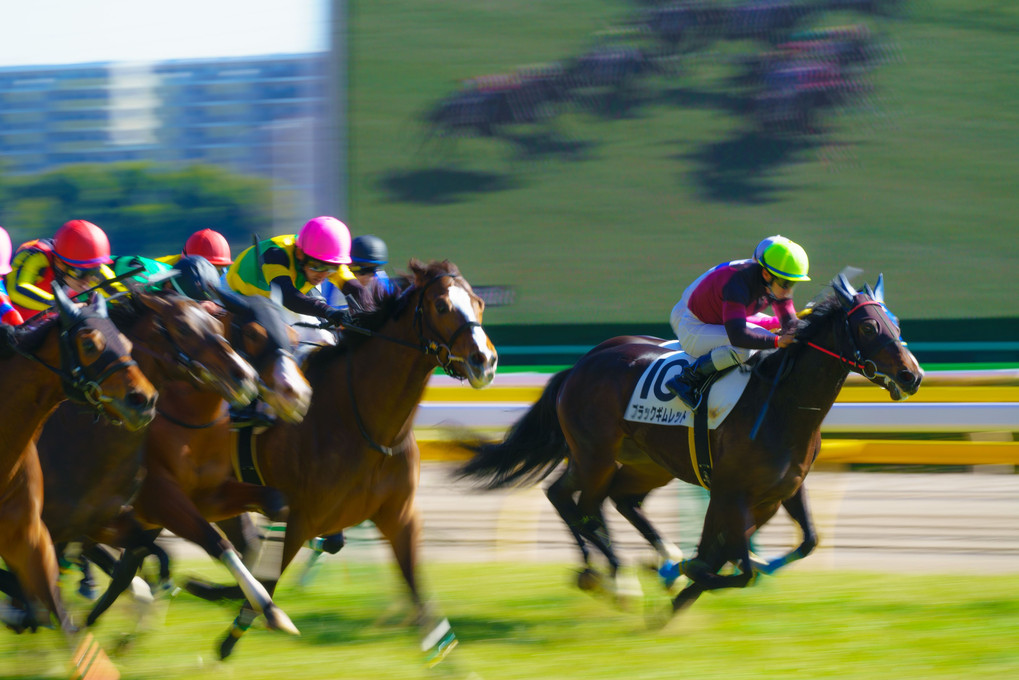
[0, 226, 24, 325]
[225, 216, 361, 328]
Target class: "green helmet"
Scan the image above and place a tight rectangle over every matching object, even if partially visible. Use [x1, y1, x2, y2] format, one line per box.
[754, 235, 810, 282]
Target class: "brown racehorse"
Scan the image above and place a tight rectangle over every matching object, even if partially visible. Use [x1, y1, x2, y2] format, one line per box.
[182, 259, 497, 662]
[458, 275, 922, 619]
[44, 290, 312, 635]
[0, 286, 157, 633]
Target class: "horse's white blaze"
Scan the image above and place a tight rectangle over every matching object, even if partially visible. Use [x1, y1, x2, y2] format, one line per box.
[268, 355, 312, 419]
[448, 284, 498, 386]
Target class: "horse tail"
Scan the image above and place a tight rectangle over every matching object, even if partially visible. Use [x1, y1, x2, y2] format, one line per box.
[456, 368, 572, 490]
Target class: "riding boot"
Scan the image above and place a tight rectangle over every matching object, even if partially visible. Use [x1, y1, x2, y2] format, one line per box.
[665, 354, 718, 410]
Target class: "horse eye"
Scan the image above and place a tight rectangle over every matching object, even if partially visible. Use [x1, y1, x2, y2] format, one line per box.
[83, 338, 97, 353]
[861, 321, 878, 336]
[435, 299, 450, 314]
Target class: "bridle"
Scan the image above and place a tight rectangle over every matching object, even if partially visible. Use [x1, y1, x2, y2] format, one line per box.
[804, 298, 901, 380]
[14, 312, 140, 422]
[342, 271, 484, 456]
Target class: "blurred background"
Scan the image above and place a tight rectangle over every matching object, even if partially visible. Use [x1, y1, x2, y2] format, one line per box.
[1, 0, 1016, 329]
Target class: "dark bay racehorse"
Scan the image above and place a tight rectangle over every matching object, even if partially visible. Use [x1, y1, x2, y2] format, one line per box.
[458, 275, 921, 618]
[63, 291, 312, 635]
[185, 260, 497, 662]
[0, 286, 157, 633]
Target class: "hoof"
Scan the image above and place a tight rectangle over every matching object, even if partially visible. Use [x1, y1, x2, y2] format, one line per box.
[576, 568, 604, 592]
[264, 604, 300, 636]
[658, 560, 681, 588]
[423, 619, 458, 668]
[218, 633, 238, 660]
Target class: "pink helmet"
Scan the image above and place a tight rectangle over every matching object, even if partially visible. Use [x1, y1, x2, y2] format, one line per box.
[296, 216, 352, 265]
[0, 226, 12, 276]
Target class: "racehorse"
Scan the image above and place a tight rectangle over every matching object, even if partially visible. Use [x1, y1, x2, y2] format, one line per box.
[0, 286, 157, 633]
[457, 275, 921, 618]
[182, 259, 497, 662]
[69, 290, 312, 635]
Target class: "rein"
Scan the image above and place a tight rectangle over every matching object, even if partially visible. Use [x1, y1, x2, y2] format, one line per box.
[750, 298, 899, 437]
[13, 316, 139, 417]
[325, 272, 481, 456]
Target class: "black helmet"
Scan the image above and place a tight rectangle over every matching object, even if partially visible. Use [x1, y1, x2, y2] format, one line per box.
[171, 255, 221, 301]
[350, 234, 388, 265]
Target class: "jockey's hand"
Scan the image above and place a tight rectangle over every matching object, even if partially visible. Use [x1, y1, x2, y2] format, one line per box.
[777, 332, 797, 349]
[327, 308, 351, 328]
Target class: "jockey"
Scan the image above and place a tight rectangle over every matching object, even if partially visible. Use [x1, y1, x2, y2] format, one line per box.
[0, 226, 24, 325]
[665, 235, 810, 410]
[5, 219, 119, 322]
[321, 234, 397, 312]
[111, 253, 221, 302]
[225, 216, 362, 338]
[158, 228, 234, 276]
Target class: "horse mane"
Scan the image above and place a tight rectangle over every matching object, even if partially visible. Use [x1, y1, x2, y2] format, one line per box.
[303, 259, 460, 376]
[106, 290, 180, 332]
[6, 312, 58, 355]
[755, 292, 844, 376]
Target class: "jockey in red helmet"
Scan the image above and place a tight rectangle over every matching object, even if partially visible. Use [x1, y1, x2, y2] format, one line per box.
[6, 220, 119, 321]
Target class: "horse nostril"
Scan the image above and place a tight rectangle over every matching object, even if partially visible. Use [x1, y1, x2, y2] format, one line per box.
[127, 390, 156, 411]
[898, 369, 919, 389]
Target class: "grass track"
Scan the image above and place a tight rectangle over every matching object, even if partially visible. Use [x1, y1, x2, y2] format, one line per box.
[3, 561, 1018, 679]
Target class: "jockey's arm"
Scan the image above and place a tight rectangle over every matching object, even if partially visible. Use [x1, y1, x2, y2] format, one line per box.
[722, 301, 783, 350]
[8, 250, 57, 313]
[269, 274, 337, 320]
[329, 267, 371, 313]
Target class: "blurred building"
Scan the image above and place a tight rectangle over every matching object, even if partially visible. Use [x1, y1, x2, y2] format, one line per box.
[0, 53, 328, 223]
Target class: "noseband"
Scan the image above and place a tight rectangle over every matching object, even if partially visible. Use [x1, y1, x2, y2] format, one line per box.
[412, 273, 483, 380]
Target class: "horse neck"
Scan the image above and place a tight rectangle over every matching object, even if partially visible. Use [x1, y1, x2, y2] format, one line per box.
[350, 316, 436, 438]
[0, 326, 66, 476]
[125, 315, 174, 389]
[771, 317, 851, 432]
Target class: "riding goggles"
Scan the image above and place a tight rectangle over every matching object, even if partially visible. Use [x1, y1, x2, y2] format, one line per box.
[305, 260, 339, 274]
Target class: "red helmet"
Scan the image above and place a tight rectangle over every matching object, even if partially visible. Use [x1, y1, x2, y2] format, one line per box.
[53, 220, 113, 267]
[183, 228, 233, 265]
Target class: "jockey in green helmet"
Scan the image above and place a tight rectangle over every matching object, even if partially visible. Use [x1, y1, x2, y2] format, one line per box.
[665, 235, 810, 410]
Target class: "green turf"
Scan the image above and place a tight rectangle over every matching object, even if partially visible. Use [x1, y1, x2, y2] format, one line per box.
[346, 1, 1019, 325]
[3, 561, 1018, 679]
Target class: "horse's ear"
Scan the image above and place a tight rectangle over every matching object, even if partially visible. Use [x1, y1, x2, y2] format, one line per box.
[832, 274, 857, 309]
[52, 283, 82, 326]
[872, 273, 885, 304]
[90, 292, 109, 319]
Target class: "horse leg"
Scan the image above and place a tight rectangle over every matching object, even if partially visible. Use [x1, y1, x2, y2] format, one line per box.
[545, 467, 595, 571]
[373, 496, 457, 667]
[85, 528, 161, 626]
[749, 485, 818, 576]
[607, 464, 684, 587]
[203, 479, 289, 523]
[135, 471, 297, 636]
[0, 514, 72, 633]
[218, 510, 307, 660]
[676, 492, 756, 596]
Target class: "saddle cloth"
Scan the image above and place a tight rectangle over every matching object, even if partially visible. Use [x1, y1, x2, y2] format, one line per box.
[623, 341, 751, 429]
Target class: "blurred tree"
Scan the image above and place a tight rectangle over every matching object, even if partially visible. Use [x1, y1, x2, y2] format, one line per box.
[0, 162, 273, 258]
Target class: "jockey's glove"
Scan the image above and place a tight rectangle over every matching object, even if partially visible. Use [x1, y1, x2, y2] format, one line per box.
[327, 308, 352, 328]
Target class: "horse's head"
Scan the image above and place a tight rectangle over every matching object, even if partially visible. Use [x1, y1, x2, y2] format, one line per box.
[131, 289, 259, 407]
[831, 273, 923, 400]
[52, 285, 158, 431]
[217, 289, 312, 423]
[407, 259, 498, 388]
